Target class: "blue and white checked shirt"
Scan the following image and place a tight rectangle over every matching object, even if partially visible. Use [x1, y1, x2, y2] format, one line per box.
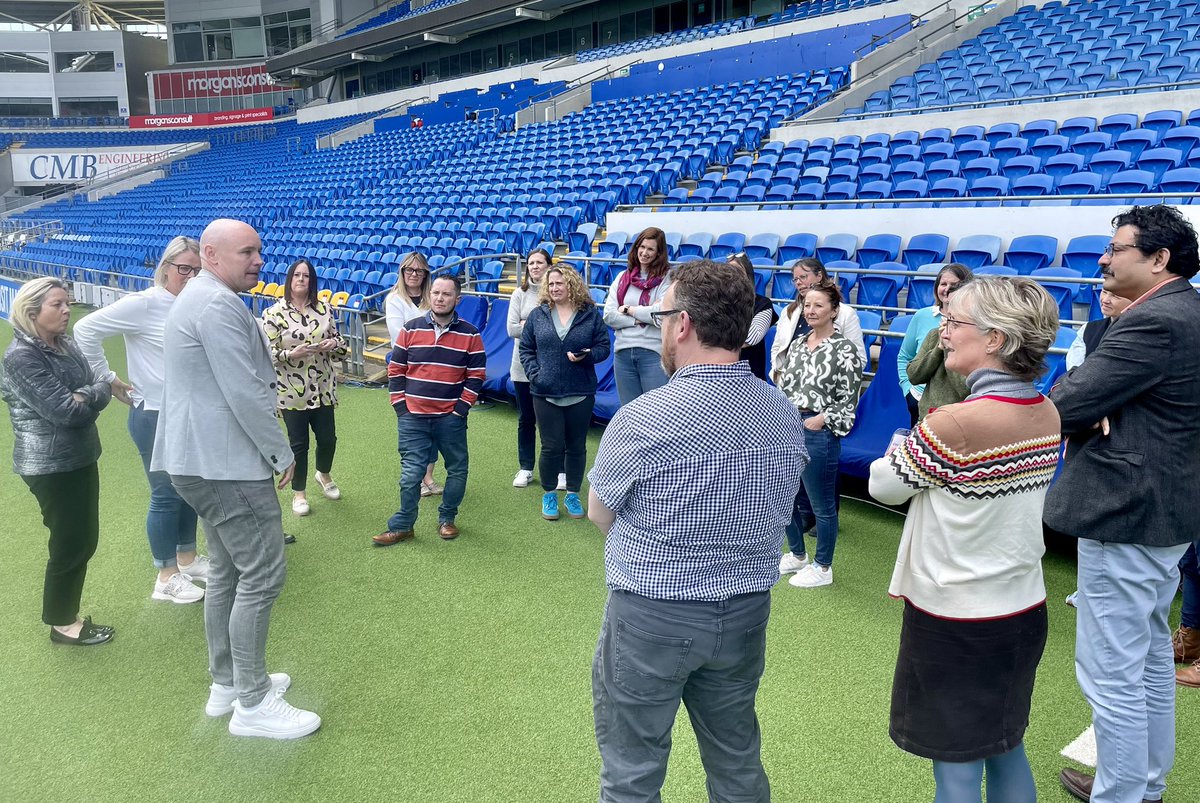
[589, 361, 808, 601]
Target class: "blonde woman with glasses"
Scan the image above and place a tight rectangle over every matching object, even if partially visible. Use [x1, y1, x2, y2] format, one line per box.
[75, 236, 210, 604]
[384, 252, 442, 496]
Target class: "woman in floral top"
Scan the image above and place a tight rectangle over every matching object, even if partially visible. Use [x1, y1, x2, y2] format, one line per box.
[262, 258, 349, 517]
[776, 282, 864, 589]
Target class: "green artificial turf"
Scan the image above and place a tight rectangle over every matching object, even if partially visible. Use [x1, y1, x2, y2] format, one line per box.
[0, 312, 1196, 802]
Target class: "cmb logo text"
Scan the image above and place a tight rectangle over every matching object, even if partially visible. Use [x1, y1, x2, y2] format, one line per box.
[29, 154, 98, 181]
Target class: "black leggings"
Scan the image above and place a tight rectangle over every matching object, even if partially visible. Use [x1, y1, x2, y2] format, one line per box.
[533, 396, 595, 493]
[23, 462, 100, 626]
[281, 405, 337, 492]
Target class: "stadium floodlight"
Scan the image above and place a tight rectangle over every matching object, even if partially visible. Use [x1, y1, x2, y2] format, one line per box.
[351, 53, 386, 62]
[423, 33, 458, 44]
[515, 8, 560, 21]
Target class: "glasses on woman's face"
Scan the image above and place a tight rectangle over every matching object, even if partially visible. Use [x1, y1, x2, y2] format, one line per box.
[402, 267, 427, 277]
[942, 315, 979, 331]
[166, 262, 200, 277]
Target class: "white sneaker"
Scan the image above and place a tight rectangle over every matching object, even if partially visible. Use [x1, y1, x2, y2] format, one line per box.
[556, 473, 567, 491]
[789, 564, 833, 588]
[206, 672, 292, 717]
[778, 552, 809, 575]
[228, 693, 321, 740]
[513, 469, 534, 488]
[151, 572, 204, 604]
[292, 496, 310, 516]
[177, 554, 210, 582]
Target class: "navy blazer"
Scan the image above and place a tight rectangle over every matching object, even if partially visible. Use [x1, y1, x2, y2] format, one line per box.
[1044, 278, 1200, 547]
[518, 302, 611, 398]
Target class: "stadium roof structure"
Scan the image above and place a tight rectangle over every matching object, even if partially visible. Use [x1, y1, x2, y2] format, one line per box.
[0, 0, 166, 29]
[266, 0, 592, 80]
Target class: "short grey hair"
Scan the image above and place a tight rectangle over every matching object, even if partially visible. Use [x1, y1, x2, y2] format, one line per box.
[947, 275, 1060, 382]
[154, 236, 200, 288]
[10, 276, 68, 337]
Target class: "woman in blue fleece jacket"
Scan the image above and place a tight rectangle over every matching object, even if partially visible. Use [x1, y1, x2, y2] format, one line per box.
[519, 265, 611, 521]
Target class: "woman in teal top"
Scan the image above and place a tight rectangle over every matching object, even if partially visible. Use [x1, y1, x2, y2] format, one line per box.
[897, 263, 972, 426]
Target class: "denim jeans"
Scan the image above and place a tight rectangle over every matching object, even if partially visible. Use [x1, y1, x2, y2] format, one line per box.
[593, 589, 772, 803]
[784, 420, 840, 568]
[1179, 541, 1200, 629]
[513, 380, 537, 471]
[1076, 538, 1189, 803]
[532, 395, 594, 492]
[128, 404, 198, 569]
[614, 347, 668, 406]
[388, 412, 469, 532]
[170, 475, 287, 708]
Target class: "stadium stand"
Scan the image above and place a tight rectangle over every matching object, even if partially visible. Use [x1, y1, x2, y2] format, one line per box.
[577, 18, 756, 62]
[341, 0, 469, 39]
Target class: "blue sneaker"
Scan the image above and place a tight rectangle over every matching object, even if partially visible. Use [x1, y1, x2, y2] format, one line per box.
[542, 492, 559, 520]
[564, 492, 585, 519]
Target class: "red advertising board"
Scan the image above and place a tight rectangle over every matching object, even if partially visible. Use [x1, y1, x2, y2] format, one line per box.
[128, 107, 275, 129]
[149, 64, 296, 101]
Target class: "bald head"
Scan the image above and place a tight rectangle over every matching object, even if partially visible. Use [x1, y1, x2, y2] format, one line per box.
[200, 218, 263, 293]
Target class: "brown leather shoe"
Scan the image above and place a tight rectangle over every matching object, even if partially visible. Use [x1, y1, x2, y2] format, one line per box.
[438, 521, 459, 540]
[1178, 657, 1200, 688]
[1060, 766, 1162, 802]
[372, 530, 414, 547]
[1173, 625, 1200, 663]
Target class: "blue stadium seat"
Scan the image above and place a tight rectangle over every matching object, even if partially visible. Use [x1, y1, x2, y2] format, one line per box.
[1004, 235, 1058, 274]
[779, 233, 818, 262]
[951, 234, 1003, 267]
[902, 234, 949, 270]
[815, 233, 858, 264]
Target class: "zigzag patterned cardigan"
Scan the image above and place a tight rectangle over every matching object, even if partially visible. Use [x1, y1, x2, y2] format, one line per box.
[869, 373, 1061, 619]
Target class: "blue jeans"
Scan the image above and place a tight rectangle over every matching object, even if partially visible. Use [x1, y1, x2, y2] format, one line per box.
[1179, 541, 1200, 629]
[170, 475, 287, 708]
[784, 421, 840, 568]
[593, 589, 771, 803]
[387, 413, 468, 531]
[1076, 538, 1189, 803]
[614, 347, 668, 406]
[128, 404, 198, 569]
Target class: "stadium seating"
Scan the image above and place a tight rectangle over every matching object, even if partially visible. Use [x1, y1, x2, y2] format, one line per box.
[341, 0, 467, 39]
[578, 17, 755, 63]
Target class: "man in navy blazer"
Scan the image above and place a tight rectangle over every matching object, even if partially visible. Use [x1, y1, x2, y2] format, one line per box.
[1045, 205, 1200, 803]
[155, 219, 320, 740]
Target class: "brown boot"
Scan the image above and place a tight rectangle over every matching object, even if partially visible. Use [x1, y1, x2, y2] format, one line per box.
[1178, 657, 1200, 688]
[1172, 625, 1200, 663]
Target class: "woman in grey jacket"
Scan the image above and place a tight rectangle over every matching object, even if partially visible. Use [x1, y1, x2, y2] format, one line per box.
[519, 265, 610, 521]
[1, 277, 115, 645]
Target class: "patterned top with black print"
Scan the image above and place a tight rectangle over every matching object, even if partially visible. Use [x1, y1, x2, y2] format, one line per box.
[261, 300, 349, 411]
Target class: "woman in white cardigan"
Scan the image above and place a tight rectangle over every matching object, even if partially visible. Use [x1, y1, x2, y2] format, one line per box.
[506, 248, 551, 487]
[770, 257, 865, 382]
[73, 236, 208, 604]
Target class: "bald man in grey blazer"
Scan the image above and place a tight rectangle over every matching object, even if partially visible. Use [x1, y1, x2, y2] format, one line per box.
[153, 218, 320, 739]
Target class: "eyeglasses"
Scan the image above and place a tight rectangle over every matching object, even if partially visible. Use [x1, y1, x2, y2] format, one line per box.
[649, 308, 684, 324]
[1103, 242, 1138, 257]
[402, 267, 428, 276]
[942, 314, 980, 331]
[166, 262, 200, 276]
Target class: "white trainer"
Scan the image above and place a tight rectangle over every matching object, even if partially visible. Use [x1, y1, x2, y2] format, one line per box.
[513, 469, 534, 488]
[205, 672, 292, 717]
[556, 473, 567, 491]
[177, 554, 210, 582]
[151, 572, 204, 604]
[228, 693, 321, 740]
[789, 564, 833, 588]
[778, 552, 809, 575]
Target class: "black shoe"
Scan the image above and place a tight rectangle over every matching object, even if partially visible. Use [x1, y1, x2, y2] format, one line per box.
[283, 533, 296, 544]
[50, 617, 114, 646]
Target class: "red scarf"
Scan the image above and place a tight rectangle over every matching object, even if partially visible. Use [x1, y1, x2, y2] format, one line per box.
[616, 266, 664, 306]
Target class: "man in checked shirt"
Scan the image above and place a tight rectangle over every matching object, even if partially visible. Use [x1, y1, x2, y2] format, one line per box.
[587, 259, 807, 802]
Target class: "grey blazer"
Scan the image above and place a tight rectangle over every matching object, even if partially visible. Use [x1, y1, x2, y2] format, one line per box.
[151, 270, 293, 481]
[1044, 278, 1200, 547]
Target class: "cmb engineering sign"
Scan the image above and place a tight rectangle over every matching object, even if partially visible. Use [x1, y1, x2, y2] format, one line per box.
[11, 146, 180, 186]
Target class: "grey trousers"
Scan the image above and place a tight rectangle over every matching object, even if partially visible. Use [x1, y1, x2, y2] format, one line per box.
[171, 475, 287, 708]
[593, 589, 772, 803]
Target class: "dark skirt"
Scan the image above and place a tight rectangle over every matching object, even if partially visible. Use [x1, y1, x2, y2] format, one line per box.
[890, 599, 1048, 762]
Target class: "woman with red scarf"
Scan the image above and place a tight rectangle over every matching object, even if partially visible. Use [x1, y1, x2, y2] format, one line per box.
[602, 226, 672, 405]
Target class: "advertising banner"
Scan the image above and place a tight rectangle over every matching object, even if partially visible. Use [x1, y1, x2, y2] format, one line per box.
[12, 146, 180, 186]
[128, 107, 275, 129]
[149, 64, 296, 101]
[0, 277, 22, 321]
